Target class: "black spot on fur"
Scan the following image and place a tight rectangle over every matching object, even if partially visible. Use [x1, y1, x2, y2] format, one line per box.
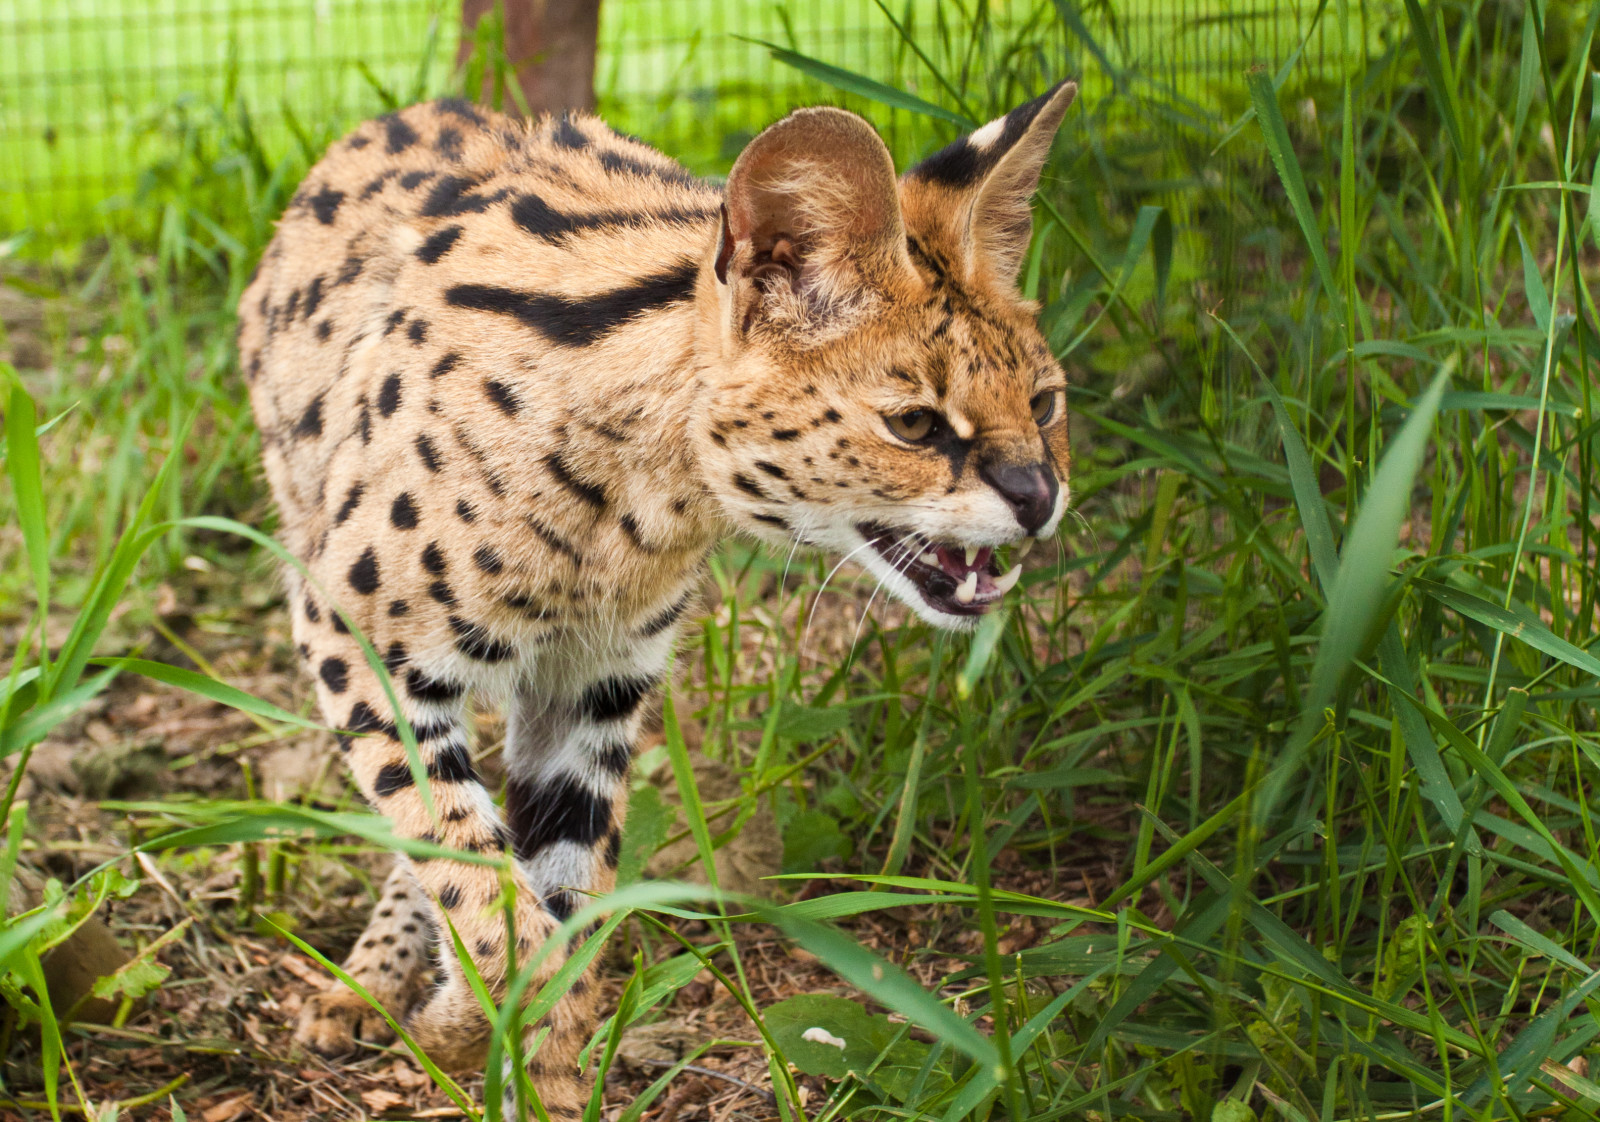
[421, 541, 446, 574]
[445, 260, 699, 347]
[415, 433, 442, 471]
[435, 98, 485, 125]
[544, 451, 606, 509]
[428, 579, 456, 605]
[637, 590, 693, 637]
[407, 669, 464, 705]
[431, 352, 461, 379]
[360, 169, 399, 199]
[383, 309, 406, 336]
[399, 169, 434, 190]
[579, 677, 655, 723]
[598, 149, 697, 184]
[378, 374, 402, 417]
[420, 175, 508, 218]
[347, 701, 385, 734]
[389, 599, 410, 616]
[319, 657, 349, 693]
[824, 408, 843, 423]
[473, 544, 503, 574]
[390, 492, 419, 529]
[303, 596, 321, 623]
[543, 890, 576, 921]
[309, 185, 344, 225]
[551, 113, 589, 149]
[294, 394, 324, 438]
[595, 740, 633, 779]
[448, 615, 515, 662]
[752, 513, 789, 529]
[408, 319, 428, 345]
[316, 319, 333, 341]
[732, 473, 766, 500]
[755, 460, 788, 479]
[484, 380, 520, 416]
[417, 224, 464, 263]
[382, 112, 419, 154]
[506, 774, 612, 858]
[455, 498, 476, 522]
[348, 547, 380, 594]
[439, 884, 462, 909]
[303, 276, 324, 318]
[384, 642, 409, 673]
[435, 126, 463, 159]
[526, 516, 580, 563]
[335, 482, 364, 525]
[771, 428, 800, 441]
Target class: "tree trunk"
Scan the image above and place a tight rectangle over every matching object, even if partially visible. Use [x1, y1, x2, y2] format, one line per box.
[457, 0, 602, 117]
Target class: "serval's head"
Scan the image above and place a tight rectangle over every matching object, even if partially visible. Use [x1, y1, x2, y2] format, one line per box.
[695, 81, 1077, 628]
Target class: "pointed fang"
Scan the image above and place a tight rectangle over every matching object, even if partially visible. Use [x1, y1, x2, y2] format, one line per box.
[992, 565, 1022, 594]
[964, 545, 979, 566]
[955, 571, 978, 604]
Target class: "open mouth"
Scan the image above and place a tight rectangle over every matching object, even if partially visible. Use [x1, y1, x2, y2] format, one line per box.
[857, 522, 1027, 617]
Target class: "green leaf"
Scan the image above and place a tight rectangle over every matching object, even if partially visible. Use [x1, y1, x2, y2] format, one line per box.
[1401, 0, 1466, 163]
[773, 702, 852, 742]
[765, 992, 934, 1098]
[1, 664, 122, 759]
[90, 918, 193, 1002]
[4, 376, 50, 650]
[617, 784, 675, 887]
[1413, 577, 1600, 678]
[957, 607, 1008, 698]
[1261, 376, 1339, 591]
[1247, 69, 1339, 302]
[743, 39, 973, 126]
[759, 910, 998, 1071]
[0, 908, 60, 973]
[87, 658, 328, 731]
[1518, 226, 1551, 332]
[782, 809, 853, 871]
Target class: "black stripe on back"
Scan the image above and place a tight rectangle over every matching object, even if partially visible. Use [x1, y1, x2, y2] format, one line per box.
[445, 260, 698, 347]
[510, 194, 716, 244]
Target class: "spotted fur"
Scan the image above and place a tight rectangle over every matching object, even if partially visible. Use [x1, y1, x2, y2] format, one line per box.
[239, 82, 1077, 1111]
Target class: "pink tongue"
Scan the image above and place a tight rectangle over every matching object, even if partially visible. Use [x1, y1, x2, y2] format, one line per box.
[935, 545, 992, 578]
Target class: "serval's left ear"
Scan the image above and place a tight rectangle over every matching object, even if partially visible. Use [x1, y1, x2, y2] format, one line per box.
[902, 80, 1077, 289]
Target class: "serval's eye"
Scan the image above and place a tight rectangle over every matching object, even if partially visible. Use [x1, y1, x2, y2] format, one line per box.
[1030, 390, 1058, 426]
[885, 409, 939, 443]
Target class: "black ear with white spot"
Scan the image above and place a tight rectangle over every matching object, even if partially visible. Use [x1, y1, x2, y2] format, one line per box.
[905, 80, 1077, 287]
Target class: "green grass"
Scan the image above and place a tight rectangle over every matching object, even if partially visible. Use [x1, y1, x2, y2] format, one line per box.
[6, 0, 1600, 1119]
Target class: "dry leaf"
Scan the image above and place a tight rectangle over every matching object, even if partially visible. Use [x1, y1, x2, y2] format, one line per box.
[202, 1095, 253, 1122]
[360, 1089, 408, 1113]
[278, 953, 331, 988]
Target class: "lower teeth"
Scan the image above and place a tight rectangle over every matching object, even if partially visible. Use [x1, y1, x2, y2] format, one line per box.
[954, 571, 978, 604]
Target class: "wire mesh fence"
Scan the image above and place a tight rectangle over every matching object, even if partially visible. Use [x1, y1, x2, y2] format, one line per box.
[1, 0, 1395, 248]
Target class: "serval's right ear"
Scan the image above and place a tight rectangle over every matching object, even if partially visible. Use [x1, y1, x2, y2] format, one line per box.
[717, 107, 913, 335]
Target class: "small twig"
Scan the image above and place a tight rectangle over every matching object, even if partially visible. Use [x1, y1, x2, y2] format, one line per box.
[630, 1057, 776, 1105]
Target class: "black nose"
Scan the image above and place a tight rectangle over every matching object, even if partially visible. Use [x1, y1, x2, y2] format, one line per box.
[980, 461, 1057, 534]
